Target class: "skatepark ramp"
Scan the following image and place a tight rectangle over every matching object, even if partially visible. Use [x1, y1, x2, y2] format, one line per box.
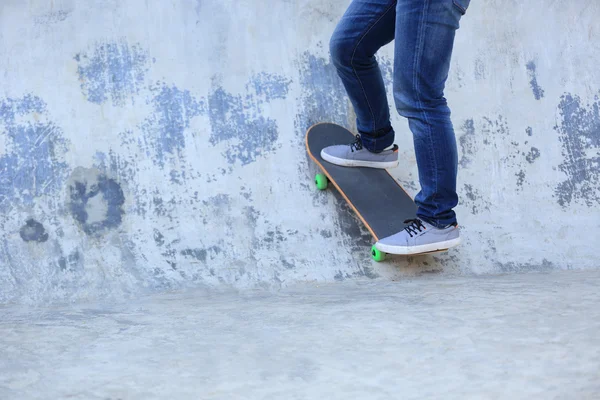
[1, 0, 600, 305]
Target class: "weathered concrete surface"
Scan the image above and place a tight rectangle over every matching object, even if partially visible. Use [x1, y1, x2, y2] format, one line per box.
[1, 0, 600, 304]
[1, 270, 599, 399]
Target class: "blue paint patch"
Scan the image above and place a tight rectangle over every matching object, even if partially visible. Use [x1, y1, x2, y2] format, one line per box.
[207, 84, 281, 165]
[516, 170, 526, 188]
[458, 119, 475, 168]
[58, 251, 81, 272]
[0, 95, 69, 212]
[554, 93, 600, 207]
[379, 56, 394, 88]
[0, 94, 46, 122]
[280, 258, 296, 270]
[263, 229, 286, 244]
[482, 115, 509, 138]
[203, 194, 230, 207]
[240, 186, 253, 200]
[19, 219, 49, 242]
[82, 55, 288, 169]
[526, 61, 545, 100]
[152, 196, 168, 217]
[247, 72, 292, 102]
[35, 10, 71, 25]
[68, 173, 125, 235]
[496, 259, 555, 273]
[75, 41, 151, 106]
[295, 52, 351, 131]
[154, 229, 165, 246]
[453, 65, 465, 88]
[474, 59, 486, 80]
[525, 147, 540, 163]
[180, 246, 222, 263]
[462, 184, 490, 214]
[140, 84, 204, 167]
[199, 194, 231, 225]
[244, 205, 259, 227]
[170, 169, 186, 184]
[93, 151, 109, 168]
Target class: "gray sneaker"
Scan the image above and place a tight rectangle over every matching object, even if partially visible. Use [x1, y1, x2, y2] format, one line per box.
[375, 218, 461, 255]
[321, 135, 399, 169]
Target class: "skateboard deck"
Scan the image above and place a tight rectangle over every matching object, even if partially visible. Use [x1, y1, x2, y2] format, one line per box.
[305, 122, 447, 261]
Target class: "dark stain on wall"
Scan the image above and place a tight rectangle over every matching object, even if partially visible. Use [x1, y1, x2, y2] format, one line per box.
[461, 184, 490, 215]
[35, 10, 71, 26]
[198, 194, 234, 229]
[68, 168, 126, 236]
[152, 196, 167, 218]
[280, 257, 296, 270]
[482, 115, 509, 139]
[516, 170, 526, 189]
[240, 186, 253, 201]
[474, 58, 486, 80]
[153, 229, 165, 246]
[320, 229, 332, 238]
[19, 219, 49, 242]
[458, 118, 476, 168]
[244, 205, 260, 228]
[379, 56, 394, 88]
[526, 61, 545, 100]
[58, 251, 81, 272]
[525, 147, 540, 164]
[334, 265, 378, 281]
[496, 258, 555, 273]
[264, 229, 286, 244]
[180, 246, 222, 263]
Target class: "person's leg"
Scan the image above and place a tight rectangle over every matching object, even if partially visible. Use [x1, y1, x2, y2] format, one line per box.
[394, 0, 467, 227]
[376, 0, 469, 254]
[322, 0, 399, 169]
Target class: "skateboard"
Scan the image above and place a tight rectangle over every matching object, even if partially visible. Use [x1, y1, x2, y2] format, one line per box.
[305, 122, 448, 261]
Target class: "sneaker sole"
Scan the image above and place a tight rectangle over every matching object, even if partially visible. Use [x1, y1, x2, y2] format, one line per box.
[375, 237, 461, 255]
[320, 150, 399, 169]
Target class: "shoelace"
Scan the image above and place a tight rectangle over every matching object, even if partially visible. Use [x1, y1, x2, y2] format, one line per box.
[350, 136, 363, 152]
[403, 219, 426, 237]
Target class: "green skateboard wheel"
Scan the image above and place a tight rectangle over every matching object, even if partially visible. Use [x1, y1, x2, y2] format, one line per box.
[315, 173, 328, 190]
[371, 245, 386, 262]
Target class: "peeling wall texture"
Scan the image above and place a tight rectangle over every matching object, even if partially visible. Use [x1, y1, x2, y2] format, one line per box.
[1, 0, 599, 304]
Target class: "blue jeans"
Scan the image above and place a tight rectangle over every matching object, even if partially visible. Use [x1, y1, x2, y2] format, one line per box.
[330, 0, 470, 228]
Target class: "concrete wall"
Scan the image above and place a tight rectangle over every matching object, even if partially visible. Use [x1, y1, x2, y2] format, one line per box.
[1, 0, 599, 304]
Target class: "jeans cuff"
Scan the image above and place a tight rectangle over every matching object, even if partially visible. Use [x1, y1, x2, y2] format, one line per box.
[359, 126, 395, 152]
[418, 213, 458, 229]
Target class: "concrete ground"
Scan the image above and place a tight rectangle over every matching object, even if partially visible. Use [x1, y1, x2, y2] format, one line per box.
[1, 269, 599, 399]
